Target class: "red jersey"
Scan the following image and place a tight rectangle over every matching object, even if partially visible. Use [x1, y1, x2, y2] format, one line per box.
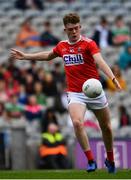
[53, 36, 100, 92]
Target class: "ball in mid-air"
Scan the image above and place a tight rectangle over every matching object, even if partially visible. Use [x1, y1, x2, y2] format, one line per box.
[82, 78, 103, 98]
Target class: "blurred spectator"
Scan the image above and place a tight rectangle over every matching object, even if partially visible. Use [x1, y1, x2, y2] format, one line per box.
[118, 41, 131, 70]
[34, 81, 47, 106]
[17, 68, 28, 84]
[92, 16, 113, 48]
[0, 80, 9, 104]
[41, 108, 58, 132]
[118, 105, 131, 128]
[23, 95, 45, 139]
[4, 94, 24, 122]
[43, 73, 58, 97]
[0, 102, 4, 117]
[106, 64, 127, 92]
[24, 73, 35, 95]
[0, 64, 5, 80]
[40, 21, 60, 47]
[27, 61, 38, 80]
[112, 15, 130, 46]
[18, 84, 28, 105]
[15, 0, 44, 10]
[37, 68, 46, 84]
[16, 18, 40, 48]
[3, 71, 20, 97]
[39, 122, 69, 169]
[24, 95, 45, 122]
[6, 58, 20, 81]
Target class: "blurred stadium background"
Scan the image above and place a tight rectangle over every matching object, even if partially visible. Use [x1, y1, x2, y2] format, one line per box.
[0, 0, 131, 171]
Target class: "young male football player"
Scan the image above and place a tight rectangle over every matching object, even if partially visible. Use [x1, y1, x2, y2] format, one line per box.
[11, 13, 121, 173]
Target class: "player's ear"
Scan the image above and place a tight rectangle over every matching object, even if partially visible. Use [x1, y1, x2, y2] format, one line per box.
[64, 28, 66, 32]
[80, 25, 81, 29]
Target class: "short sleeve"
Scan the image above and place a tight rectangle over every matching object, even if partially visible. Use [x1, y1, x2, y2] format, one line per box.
[53, 42, 62, 57]
[88, 40, 100, 55]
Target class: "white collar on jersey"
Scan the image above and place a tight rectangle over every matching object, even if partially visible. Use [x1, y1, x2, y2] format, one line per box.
[68, 35, 82, 45]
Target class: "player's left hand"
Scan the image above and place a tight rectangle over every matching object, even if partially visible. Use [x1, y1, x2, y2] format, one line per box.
[112, 78, 122, 91]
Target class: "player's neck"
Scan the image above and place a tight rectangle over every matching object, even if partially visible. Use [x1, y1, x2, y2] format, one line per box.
[68, 35, 82, 45]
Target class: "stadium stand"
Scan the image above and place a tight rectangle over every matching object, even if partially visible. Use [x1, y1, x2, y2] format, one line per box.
[0, 0, 131, 170]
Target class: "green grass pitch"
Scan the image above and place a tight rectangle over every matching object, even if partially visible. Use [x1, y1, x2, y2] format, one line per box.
[0, 169, 131, 179]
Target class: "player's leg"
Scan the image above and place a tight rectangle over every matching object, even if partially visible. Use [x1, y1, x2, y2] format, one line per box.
[93, 106, 116, 173]
[93, 106, 113, 152]
[68, 103, 89, 150]
[68, 103, 97, 172]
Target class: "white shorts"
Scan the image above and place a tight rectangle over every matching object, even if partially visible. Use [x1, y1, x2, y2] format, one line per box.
[67, 90, 108, 110]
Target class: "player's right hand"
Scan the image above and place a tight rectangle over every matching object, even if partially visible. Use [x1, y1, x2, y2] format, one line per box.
[10, 48, 25, 60]
[112, 78, 122, 92]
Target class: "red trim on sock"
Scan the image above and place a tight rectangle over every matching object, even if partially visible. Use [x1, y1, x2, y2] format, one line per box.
[107, 151, 114, 162]
[84, 150, 94, 161]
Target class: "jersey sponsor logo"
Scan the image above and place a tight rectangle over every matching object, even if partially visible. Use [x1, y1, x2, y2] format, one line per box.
[63, 54, 84, 66]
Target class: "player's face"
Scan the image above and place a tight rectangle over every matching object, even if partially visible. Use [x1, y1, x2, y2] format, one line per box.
[64, 23, 81, 43]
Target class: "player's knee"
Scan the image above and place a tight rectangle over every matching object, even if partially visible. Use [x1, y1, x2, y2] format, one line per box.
[73, 120, 83, 130]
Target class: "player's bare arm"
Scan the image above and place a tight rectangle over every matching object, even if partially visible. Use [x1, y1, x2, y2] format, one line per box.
[93, 52, 122, 91]
[10, 48, 58, 61]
